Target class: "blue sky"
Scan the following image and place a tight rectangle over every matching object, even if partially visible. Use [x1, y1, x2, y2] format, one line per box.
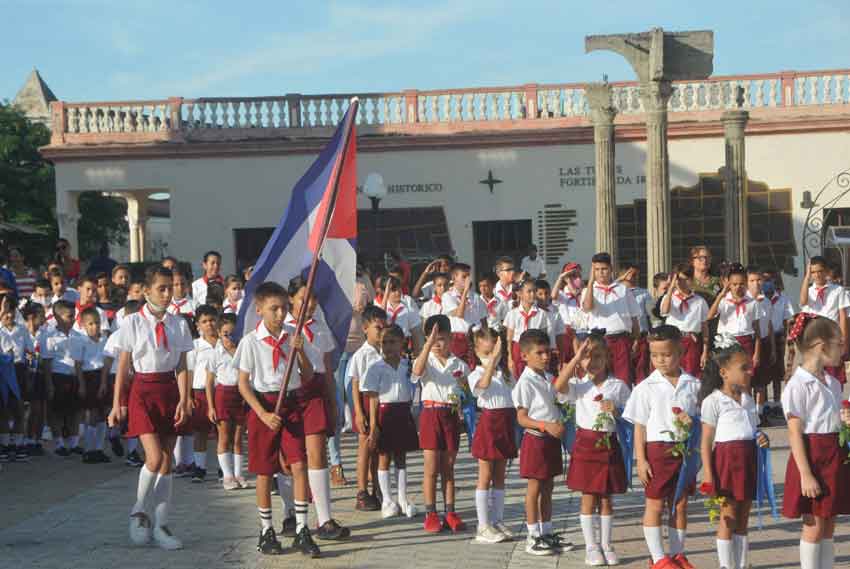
[3, 0, 849, 103]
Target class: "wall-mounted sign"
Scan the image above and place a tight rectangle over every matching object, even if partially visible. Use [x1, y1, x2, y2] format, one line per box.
[559, 164, 646, 189]
[357, 183, 444, 194]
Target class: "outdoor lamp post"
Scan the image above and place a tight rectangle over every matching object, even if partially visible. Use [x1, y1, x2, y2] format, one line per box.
[363, 172, 387, 269]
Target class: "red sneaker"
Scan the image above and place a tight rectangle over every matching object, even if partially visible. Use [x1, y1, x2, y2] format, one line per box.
[649, 556, 679, 569]
[423, 512, 442, 533]
[672, 554, 695, 569]
[443, 512, 466, 532]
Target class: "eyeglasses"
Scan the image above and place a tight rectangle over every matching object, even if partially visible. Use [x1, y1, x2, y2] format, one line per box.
[500, 267, 515, 273]
[692, 255, 710, 261]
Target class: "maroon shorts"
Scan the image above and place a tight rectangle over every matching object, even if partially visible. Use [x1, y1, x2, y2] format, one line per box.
[713, 440, 756, 502]
[752, 337, 774, 389]
[13, 363, 28, 403]
[558, 328, 576, 365]
[735, 335, 755, 361]
[566, 428, 627, 495]
[247, 392, 307, 475]
[783, 433, 850, 518]
[519, 432, 563, 480]
[632, 336, 650, 384]
[80, 370, 103, 410]
[450, 333, 472, 367]
[50, 373, 79, 417]
[126, 372, 179, 438]
[191, 389, 213, 434]
[102, 374, 115, 411]
[472, 407, 517, 461]
[606, 334, 633, 385]
[645, 441, 691, 500]
[511, 341, 526, 379]
[293, 374, 330, 437]
[377, 402, 419, 454]
[418, 405, 460, 452]
[769, 337, 786, 385]
[679, 335, 702, 378]
[214, 384, 246, 423]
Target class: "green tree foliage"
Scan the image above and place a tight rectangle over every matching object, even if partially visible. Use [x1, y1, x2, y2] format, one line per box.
[0, 103, 126, 265]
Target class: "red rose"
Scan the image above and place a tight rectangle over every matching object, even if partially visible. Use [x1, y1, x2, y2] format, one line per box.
[699, 482, 714, 495]
[452, 370, 463, 378]
[842, 400, 850, 409]
[672, 407, 683, 415]
[593, 394, 604, 402]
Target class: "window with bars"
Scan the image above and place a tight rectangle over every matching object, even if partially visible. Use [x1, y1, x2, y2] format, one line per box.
[536, 204, 577, 266]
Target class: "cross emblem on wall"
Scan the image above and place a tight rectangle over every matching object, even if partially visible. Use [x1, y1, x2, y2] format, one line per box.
[479, 170, 502, 193]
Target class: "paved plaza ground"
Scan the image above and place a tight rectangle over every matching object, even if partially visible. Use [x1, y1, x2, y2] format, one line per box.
[1, 425, 848, 569]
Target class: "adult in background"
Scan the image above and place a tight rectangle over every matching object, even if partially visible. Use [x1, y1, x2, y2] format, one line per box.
[689, 245, 722, 305]
[520, 245, 547, 280]
[86, 242, 118, 278]
[6, 247, 32, 298]
[55, 238, 81, 282]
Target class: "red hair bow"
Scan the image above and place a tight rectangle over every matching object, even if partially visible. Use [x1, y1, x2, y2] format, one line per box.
[787, 312, 818, 343]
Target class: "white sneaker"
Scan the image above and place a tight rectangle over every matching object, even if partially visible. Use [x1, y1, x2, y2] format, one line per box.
[381, 501, 400, 519]
[525, 535, 554, 556]
[400, 502, 417, 518]
[222, 477, 239, 491]
[602, 546, 620, 565]
[41, 426, 53, 441]
[475, 525, 506, 544]
[129, 513, 152, 545]
[153, 525, 183, 550]
[492, 521, 515, 540]
[585, 545, 606, 566]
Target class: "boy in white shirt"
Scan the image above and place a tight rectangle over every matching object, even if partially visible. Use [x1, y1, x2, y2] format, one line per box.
[419, 273, 450, 321]
[379, 276, 423, 352]
[799, 256, 849, 383]
[191, 251, 223, 306]
[72, 275, 110, 335]
[762, 269, 795, 408]
[77, 307, 111, 464]
[505, 280, 552, 378]
[660, 264, 710, 377]
[708, 264, 765, 372]
[493, 257, 517, 307]
[478, 274, 507, 332]
[441, 263, 487, 364]
[186, 305, 219, 482]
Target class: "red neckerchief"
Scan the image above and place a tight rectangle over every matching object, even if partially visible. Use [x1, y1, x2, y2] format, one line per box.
[520, 307, 538, 330]
[75, 301, 94, 324]
[594, 283, 618, 302]
[226, 301, 238, 313]
[770, 294, 781, 305]
[815, 285, 828, 305]
[260, 327, 289, 371]
[727, 296, 750, 316]
[303, 318, 315, 343]
[142, 304, 169, 351]
[563, 291, 578, 303]
[485, 297, 498, 316]
[171, 298, 190, 312]
[433, 295, 442, 306]
[675, 292, 693, 312]
[496, 286, 512, 301]
[388, 304, 404, 324]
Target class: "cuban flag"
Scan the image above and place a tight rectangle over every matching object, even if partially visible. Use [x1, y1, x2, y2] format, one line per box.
[235, 99, 358, 367]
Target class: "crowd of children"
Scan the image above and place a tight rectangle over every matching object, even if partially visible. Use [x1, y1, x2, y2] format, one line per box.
[2, 244, 850, 569]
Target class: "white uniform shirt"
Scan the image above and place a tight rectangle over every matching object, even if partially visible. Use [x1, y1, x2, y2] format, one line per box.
[511, 367, 568, 433]
[71, 305, 111, 335]
[39, 327, 84, 375]
[566, 375, 631, 432]
[662, 293, 709, 334]
[285, 314, 335, 373]
[504, 304, 551, 337]
[103, 331, 121, 374]
[50, 289, 79, 304]
[468, 365, 514, 409]
[782, 366, 843, 434]
[441, 289, 486, 333]
[188, 337, 218, 389]
[581, 282, 640, 335]
[804, 283, 848, 322]
[481, 296, 508, 331]
[191, 276, 223, 306]
[493, 281, 514, 306]
[768, 293, 795, 333]
[207, 343, 239, 387]
[716, 293, 765, 336]
[554, 290, 582, 331]
[233, 321, 301, 393]
[544, 306, 565, 338]
[223, 298, 243, 315]
[419, 297, 445, 321]
[630, 287, 653, 333]
[361, 359, 414, 403]
[110, 305, 194, 374]
[701, 389, 758, 442]
[0, 324, 34, 363]
[412, 352, 469, 403]
[385, 301, 421, 337]
[622, 369, 700, 442]
[79, 334, 109, 372]
[520, 256, 546, 278]
[167, 296, 197, 318]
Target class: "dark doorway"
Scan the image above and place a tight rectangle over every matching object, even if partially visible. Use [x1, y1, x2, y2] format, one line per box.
[473, 219, 533, 279]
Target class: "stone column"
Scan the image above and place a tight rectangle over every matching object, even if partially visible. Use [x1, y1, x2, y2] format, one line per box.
[586, 83, 618, 264]
[722, 108, 750, 263]
[137, 215, 148, 261]
[640, 81, 674, 278]
[125, 194, 141, 262]
[56, 191, 81, 259]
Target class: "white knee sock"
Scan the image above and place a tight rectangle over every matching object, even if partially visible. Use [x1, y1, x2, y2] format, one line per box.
[820, 538, 834, 569]
[717, 539, 734, 569]
[377, 469, 392, 508]
[475, 489, 490, 528]
[643, 526, 665, 564]
[308, 468, 332, 526]
[153, 473, 173, 527]
[95, 422, 106, 450]
[527, 522, 541, 538]
[541, 521, 553, 536]
[193, 451, 206, 469]
[800, 540, 821, 569]
[276, 473, 294, 516]
[294, 500, 309, 533]
[669, 527, 686, 555]
[218, 453, 233, 479]
[491, 489, 505, 523]
[173, 436, 183, 464]
[85, 426, 97, 451]
[234, 454, 244, 478]
[397, 468, 409, 507]
[258, 507, 272, 531]
[600, 515, 613, 550]
[132, 466, 158, 515]
[733, 534, 748, 569]
[580, 514, 596, 547]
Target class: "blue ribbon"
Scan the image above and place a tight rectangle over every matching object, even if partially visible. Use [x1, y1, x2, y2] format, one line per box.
[755, 444, 779, 528]
[673, 418, 702, 511]
[462, 399, 477, 451]
[615, 414, 635, 490]
[561, 405, 576, 455]
[0, 354, 21, 405]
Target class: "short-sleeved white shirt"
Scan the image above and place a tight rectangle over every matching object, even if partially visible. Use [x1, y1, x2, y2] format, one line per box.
[385, 301, 421, 337]
[167, 296, 197, 318]
[781, 366, 843, 434]
[749, 293, 773, 338]
[630, 287, 653, 333]
[419, 298, 445, 322]
[768, 293, 795, 332]
[554, 290, 582, 330]
[804, 283, 848, 322]
[346, 342, 382, 385]
[71, 305, 111, 335]
[504, 304, 550, 338]
[622, 369, 700, 442]
[544, 306, 565, 337]
[0, 324, 34, 363]
[223, 298, 243, 315]
[79, 334, 109, 371]
[581, 282, 640, 335]
[662, 293, 709, 334]
[361, 359, 414, 403]
[233, 321, 301, 393]
[468, 365, 514, 409]
[511, 367, 567, 432]
[566, 375, 631, 431]
[102, 330, 121, 374]
[285, 314, 335, 373]
[494, 282, 514, 306]
[192, 276, 223, 306]
[481, 296, 508, 331]
[412, 352, 469, 403]
[39, 327, 84, 375]
[441, 289, 486, 333]
[716, 293, 764, 336]
[700, 389, 758, 442]
[207, 343, 239, 387]
[188, 337, 217, 389]
[520, 256, 546, 278]
[110, 305, 194, 374]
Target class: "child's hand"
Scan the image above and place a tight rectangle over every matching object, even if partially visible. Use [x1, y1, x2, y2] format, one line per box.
[573, 338, 591, 361]
[261, 410, 282, 432]
[367, 427, 379, 450]
[425, 325, 438, 347]
[108, 406, 126, 428]
[207, 406, 217, 424]
[355, 412, 367, 435]
[544, 421, 565, 439]
[801, 472, 822, 499]
[425, 261, 438, 274]
[174, 402, 187, 428]
[599, 400, 615, 414]
[637, 459, 653, 486]
[756, 432, 770, 448]
[492, 336, 503, 361]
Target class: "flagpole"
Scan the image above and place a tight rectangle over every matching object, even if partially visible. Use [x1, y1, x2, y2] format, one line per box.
[274, 98, 359, 416]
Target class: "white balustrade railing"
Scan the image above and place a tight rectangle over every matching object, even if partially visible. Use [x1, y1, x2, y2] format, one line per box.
[52, 69, 850, 142]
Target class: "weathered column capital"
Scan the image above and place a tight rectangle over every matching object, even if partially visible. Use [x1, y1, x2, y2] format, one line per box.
[586, 82, 618, 126]
[639, 81, 674, 116]
[721, 109, 750, 140]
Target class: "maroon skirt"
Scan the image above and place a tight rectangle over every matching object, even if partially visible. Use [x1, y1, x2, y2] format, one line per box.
[292, 374, 330, 436]
[511, 341, 526, 378]
[191, 389, 212, 434]
[558, 327, 576, 365]
[377, 402, 419, 454]
[713, 440, 756, 502]
[214, 384, 246, 423]
[735, 334, 755, 361]
[645, 441, 692, 500]
[632, 336, 650, 384]
[81, 370, 103, 410]
[519, 432, 563, 480]
[679, 335, 702, 378]
[606, 335, 633, 386]
[783, 433, 850, 518]
[127, 372, 179, 438]
[472, 408, 517, 461]
[419, 405, 460, 452]
[566, 428, 627, 495]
